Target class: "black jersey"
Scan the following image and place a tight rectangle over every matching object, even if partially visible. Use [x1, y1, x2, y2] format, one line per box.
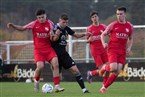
[51, 23, 75, 56]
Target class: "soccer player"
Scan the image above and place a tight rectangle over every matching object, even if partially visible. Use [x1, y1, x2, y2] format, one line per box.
[7, 9, 64, 92]
[50, 13, 90, 93]
[86, 11, 109, 85]
[100, 6, 133, 93]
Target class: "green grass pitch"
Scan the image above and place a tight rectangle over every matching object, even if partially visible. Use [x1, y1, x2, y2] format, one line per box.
[0, 82, 145, 97]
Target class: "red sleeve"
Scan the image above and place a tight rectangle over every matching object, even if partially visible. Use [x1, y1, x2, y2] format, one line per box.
[86, 26, 91, 39]
[101, 24, 107, 29]
[129, 22, 134, 37]
[105, 22, 115, 34]
[48, 20, 54, 31]
[100, 24, 107, 32]
[23, 21, 36, 29]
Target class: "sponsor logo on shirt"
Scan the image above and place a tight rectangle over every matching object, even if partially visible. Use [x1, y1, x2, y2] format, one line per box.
[116, 32, 128, 39]
[92, 35, 101, 40]
[36, 32, 49, 38]
[59, 34, 67, 45]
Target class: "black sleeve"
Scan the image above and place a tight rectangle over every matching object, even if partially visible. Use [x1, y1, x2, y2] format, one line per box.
[65, 26, 75, 35]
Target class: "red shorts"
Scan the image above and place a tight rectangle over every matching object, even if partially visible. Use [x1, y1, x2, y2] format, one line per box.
[93, 52, 108, 67]
[108, 52, 126, 65]
[34, 48, 57, 62]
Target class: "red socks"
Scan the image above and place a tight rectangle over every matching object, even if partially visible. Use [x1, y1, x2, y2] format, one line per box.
[103, 76, 109, 85]
[91, 70, 99, 76]
[53, 76, 60, 85]
[104, 73, 117, 88]
[34, 76, 40, 81]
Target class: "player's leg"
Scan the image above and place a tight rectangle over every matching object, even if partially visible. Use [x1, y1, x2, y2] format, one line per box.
[100, 52, 109, 86]
[69, 65, 89, 93]
[49, 57, 64, 92]
[59, 64, 63, 80]
[34, 61, 45, 92]
[101, 63, 123, 92]
[87, 70, 98, 83]
[87, 55, 101, 83]
[102, 71, 109, 86]
[100, 62, 118, 93]
[33, 52, 45, 92]
[99, 52, 117, 76]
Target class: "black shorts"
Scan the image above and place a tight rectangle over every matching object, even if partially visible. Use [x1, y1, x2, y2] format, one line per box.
[58, 52, 75, 73]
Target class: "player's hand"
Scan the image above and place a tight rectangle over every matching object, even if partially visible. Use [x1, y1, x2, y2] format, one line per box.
[102, 43, 108, 49]
[89, 36, 96, 42]
[50, 31, 55, 36]
[55, 29, 60, 36]
[126, 48, 133, 56]
[7, 23, 14, 28]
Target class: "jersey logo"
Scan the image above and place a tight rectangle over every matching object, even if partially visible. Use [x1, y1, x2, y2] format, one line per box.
[72, 62, 75, 64]
[125, 28, 129, 33]
[61, 35, 66, 40]
[45, 27, 49, 31]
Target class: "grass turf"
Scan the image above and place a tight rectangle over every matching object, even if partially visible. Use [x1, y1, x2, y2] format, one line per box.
[0, 82, 145, 97]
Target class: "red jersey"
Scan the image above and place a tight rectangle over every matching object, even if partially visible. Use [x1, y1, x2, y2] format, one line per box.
[23, 19, 54, 51]
[105, 21, 133, 54]
[86, 24, 107, 56]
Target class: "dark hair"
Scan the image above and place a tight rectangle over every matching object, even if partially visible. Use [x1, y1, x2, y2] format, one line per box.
[117, 6, 127, 12]
[35, 9, 46, 16]
[90, 10, 98, 17]
[60, 13, 68, 20]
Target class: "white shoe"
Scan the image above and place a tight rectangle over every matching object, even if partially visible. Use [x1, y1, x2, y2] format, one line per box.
[100, 86, 107, 93]
[82, 88, 90, 93]
[54, 85, 65, 93]
[34, 80, 40, 92]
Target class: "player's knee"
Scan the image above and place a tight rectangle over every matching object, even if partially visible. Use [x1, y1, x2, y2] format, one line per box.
[110, 63, 118, 72]
[110, 66, 118, 72]
[37, 62, 44, 70]
[52, 63, 59, 70]
[70, 66, 80, 75]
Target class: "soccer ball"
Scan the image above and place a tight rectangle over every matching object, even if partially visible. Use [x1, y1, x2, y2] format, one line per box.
[42, 83, 53, 93]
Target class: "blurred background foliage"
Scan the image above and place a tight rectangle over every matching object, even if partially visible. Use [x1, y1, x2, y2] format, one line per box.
[0, 0, 145, 41]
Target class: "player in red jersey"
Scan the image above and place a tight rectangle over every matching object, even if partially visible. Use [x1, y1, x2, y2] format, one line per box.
[7, 9, 64, 92]
[100, 6, 133, 93]
[86, 11, 109, 85]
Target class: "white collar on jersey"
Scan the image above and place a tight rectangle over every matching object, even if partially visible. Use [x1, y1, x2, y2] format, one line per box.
[57, 23, 61, 27]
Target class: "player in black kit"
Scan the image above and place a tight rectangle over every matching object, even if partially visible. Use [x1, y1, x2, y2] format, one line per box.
[51, 13, 91, 93]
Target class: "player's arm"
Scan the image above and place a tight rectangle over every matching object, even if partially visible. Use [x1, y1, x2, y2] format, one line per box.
[7, 23, 26, 31]
[72, 32, 92, 38]
[101, 23, 113, 48]
[7, 21, 35, 31]
[101, 30, 108, 49]
[127, 32, 133, 56]
[86, 36, 96, 43]
[86, 36, 92, 43]
[85, 27, 93, 43]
